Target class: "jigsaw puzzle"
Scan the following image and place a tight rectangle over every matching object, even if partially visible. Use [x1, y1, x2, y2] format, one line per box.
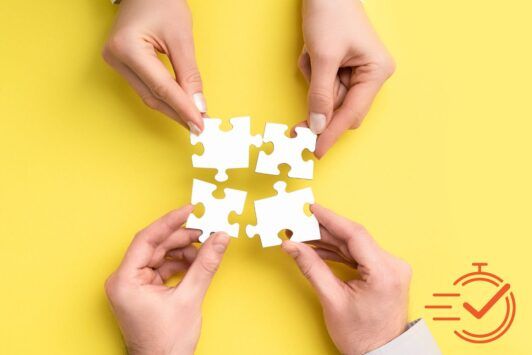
[246, 181, 320, 247]
[255, 123, 316, 180]
[191, 116, 262, 182]
[186, 179, 247, 242]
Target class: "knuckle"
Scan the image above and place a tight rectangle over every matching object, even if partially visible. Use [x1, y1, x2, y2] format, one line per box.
[151, 80, 174, 100]
[104, 273, 122, 299]
[312, 50, 336, 65]
[199, 256, 219, 274]
[377, 55, 396, 79]
[141, 95, 161, 110]
[349, 116, 363, 130]
[397, 259, 413, 280]
[308, 89, 333, 110]
[181, 67, 203, 87]
[349, 222, 368, 236]
[103, 31, 133, 60]
[301, 263, 314, 280]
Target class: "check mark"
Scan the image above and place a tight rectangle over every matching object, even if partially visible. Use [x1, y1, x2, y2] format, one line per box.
[463, 283, 511, 319]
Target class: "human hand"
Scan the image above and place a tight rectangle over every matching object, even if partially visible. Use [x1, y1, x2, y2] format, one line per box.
[282, 205, 411, 355]
[299, 0, 395, 157]
[102, 0, 205, 134]
[105, 205, 230, 355]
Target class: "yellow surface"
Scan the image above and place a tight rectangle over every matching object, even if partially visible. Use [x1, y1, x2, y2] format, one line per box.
[0, 0, 531, 354]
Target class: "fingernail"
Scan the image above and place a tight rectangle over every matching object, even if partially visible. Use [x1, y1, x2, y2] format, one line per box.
[212, 233, 230, 254]
[193, 92, 207, 113]
[282, 241, 300, 257]
[309, 112, 326, 134]
[187, 121, 201, 135]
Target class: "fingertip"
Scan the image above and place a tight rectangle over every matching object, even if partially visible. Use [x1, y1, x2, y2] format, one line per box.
[211, 232, 230, 254]
[282, 240, 301, 258]
[309, 112, 327, 134]
[187, 121, 202, 135]
[314, 140, 329, 159]
[192, 92, 207, 113]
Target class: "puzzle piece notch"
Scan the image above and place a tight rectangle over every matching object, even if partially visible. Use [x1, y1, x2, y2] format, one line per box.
[191, 116, 262, 182]
[186, 179, 247, 242]
[255, 123, 316, 180]
[246, 181, 320, 247]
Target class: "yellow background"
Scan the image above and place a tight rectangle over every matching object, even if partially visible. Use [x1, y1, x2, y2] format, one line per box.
[1, 0, 531, 354]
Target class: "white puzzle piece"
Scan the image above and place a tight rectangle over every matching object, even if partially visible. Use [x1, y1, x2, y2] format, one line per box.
[186, 179, 247, 242]
[255, 123, 316, 180]
[191, 116, 262, 182]
[246, 181, 320, 247]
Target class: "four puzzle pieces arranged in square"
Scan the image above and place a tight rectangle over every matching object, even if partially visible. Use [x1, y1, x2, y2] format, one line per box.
[191, 116, 262, 182]
[246, 181, 320, 247]
[189, 117, 319, 247]
[186, 179, 247, 242]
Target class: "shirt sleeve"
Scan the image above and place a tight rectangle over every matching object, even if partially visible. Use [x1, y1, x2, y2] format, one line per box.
[365, 319, 442, 355]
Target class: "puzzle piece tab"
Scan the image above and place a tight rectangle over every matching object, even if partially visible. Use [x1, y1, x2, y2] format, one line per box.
[186, 179, 247, 242]
[255, 123, 316, 180]
[191, 116, 262, 182]
[246, 181, 320, 247]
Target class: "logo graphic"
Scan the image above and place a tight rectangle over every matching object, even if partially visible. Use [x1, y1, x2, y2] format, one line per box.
[425, 262, 516, 343]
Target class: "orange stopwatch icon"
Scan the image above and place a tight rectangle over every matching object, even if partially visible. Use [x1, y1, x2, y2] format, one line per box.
[425, 262, 516, 344]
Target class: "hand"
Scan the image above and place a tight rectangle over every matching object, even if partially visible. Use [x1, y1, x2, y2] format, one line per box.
[299, 0, 395, 157]
[282, 205, 411, 355]
[102, 0, 205, 134]
[105, 205, 230, 355]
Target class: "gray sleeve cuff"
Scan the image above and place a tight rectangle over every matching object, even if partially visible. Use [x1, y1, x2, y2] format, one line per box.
[365, 319, 441, 355]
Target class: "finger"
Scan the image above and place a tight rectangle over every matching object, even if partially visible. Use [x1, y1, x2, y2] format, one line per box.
[307, 56, 338, 134]
[156, 260, 190, 283]
[167, 36, 207, 115]
[282, 240, 343, 302]
[334, 68, 350, 109]
[314, 248, 358, 268]
[315, 73, 386, 157]
[148, 236, 200, 269]
[310, 204, 381, 266]
[306, 238, 341, 254]
[178, 232, 230, 300]
[117, 45, 204, 134]
[300, 49, 347, 111]
[162, 228, 200, 249]
[103, 51, 187, 126]
[166, 244, 199, 264]
[121, 205, 195, 271]
[316, 226, 357, 263]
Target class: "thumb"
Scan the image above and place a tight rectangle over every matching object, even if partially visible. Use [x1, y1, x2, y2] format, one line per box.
[178, 233, 230, 300]
[307, 58, 337, 134]
[282, 240, 342, 302]
[168, 38, 207, 130]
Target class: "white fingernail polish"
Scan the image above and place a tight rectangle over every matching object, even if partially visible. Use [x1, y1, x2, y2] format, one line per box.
[193, 92, 207, 113]
[188, 122, 201, 135]
[309, 112, 326, 134]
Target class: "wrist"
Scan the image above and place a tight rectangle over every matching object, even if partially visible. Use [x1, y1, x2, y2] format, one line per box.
[362, 326, 407, 355]
[343, 322, 408, 355]
[126, 342, 194, 355]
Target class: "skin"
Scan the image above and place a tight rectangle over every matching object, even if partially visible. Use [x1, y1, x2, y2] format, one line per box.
[102, 0, 206, 134]
[106, 204, 411, 355]
[300, 0, 395, 157]
[103, 0, 393, 157]
[105, 205, 231, 355]
[282, 204, 411, 355]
